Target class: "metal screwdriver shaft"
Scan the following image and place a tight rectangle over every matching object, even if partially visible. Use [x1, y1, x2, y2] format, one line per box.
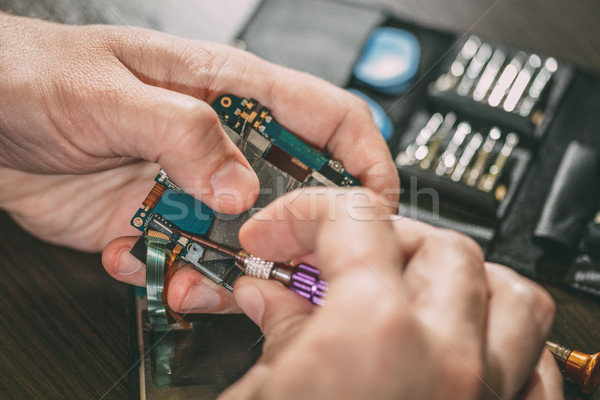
[174, 229, 328, 305]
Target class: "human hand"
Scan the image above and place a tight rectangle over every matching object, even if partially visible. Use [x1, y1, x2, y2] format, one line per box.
[0, 13, 398, 310]
[219, 188, 562, 400]
[0, 13, 397, 209]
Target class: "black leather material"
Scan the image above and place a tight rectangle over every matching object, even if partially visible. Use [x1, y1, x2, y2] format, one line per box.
[582, 217, 600, 256]
[240, 0, 384, 87]
[488, 72, 600, 294]
[533, 141, 600, 251]
[564, 254, 600, 296]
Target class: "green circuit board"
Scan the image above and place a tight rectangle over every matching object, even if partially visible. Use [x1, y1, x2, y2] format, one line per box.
[130, 94, 360, 292]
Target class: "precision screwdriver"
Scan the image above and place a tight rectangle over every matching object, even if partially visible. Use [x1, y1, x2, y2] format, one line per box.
[174, 229, 328, 305]
[546, 341, 600, 394]
[175, 230, 599, 394]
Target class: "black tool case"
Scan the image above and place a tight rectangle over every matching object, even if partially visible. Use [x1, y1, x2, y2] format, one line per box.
[241, 0, 600, 297]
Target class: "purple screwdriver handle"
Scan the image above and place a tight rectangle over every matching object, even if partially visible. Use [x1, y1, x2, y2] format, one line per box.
[288, 263, 328, 306]
[236, 253, 328, 306]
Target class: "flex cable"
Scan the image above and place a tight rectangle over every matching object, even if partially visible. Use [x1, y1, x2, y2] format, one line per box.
[163, 251, 191, 330]
[146, 235, 170, 332]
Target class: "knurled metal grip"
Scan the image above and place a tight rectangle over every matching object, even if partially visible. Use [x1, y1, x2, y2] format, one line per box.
[242, 256, 275, 280]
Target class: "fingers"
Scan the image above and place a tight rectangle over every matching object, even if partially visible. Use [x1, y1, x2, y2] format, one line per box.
[239, 187, 398, 280]
[236, 187, 403, 343]
[110, 32, 399, 202]
[483, 263, 556, 399]
[521, 350, 565, 400]
[103, 81, 259, 214]
[233, 188, 429, 399]
[237, 186, 403, 333]
[393, 219, 486, 333]
[102, 236, 238, 313]
[392, 219, 488, 400]
[102, 236, 146, 286]
[233, 276, 313, 350]
[167, 263, 239, 313]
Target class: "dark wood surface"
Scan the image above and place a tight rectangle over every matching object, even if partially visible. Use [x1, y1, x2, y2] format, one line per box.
[0, 1, 599, 399]
[0, 211, 129, 399]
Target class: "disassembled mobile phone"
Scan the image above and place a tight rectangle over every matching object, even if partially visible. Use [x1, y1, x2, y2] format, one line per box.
[130, 94, 359, 330]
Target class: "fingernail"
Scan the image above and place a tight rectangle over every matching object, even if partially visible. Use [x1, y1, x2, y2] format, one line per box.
[235, 284, 265, 326]
[116, 249, 143, 276]
[211, 161, 259, 208]
[181, 284, 221, 312]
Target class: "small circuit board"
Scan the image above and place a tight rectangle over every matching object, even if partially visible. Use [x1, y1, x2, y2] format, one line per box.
[130, 95, 359, 294]
[213, 95, 359, 187]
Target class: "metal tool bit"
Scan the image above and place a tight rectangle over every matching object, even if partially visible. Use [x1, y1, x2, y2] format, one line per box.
[175, 229, 328, 306]
[396, 113, 444, 166]
[451, 132, 483, 181]
[464, 127, 501, 186]
[487, 51, 527, 107]
[456, 43, 493, 96]
[472, 48, 507, 102]
[419, 112, 457, 170]
[435, 122, 472, 176]
[547, 341, 600, 395]
[435, 36, 481, 91]
[477, 132, 519, 191]
[518, 57, 558, 117]
[503, 54, 542, 112]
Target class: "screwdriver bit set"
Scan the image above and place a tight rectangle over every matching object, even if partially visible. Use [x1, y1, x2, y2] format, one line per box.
[385, 33, 574, 226]
[341, 26, 573, 227]
[395, 111, 529, 218]
[429, 35, 573, 139]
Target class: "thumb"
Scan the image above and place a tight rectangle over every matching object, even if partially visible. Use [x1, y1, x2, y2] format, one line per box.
[233, 276, 313, 349]
[109, 83, 259, 214]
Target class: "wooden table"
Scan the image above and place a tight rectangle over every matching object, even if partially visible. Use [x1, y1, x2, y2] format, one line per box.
[0, 1, 599, 399]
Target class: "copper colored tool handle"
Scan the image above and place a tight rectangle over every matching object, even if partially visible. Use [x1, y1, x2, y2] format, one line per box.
[546, 341, 600, 394]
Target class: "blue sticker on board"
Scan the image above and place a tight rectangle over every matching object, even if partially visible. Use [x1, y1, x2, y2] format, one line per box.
[353, 27, 420, 95]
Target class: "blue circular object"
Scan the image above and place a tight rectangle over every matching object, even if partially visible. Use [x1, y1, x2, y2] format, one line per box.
[353, 27, 420, 95]
[348, 89, 394, 141]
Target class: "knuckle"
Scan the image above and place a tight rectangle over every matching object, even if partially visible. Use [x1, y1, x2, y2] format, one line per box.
[525, 284, 556, 329]
[501, 270, 556, 332]
[96, 24, 149, 58]
[183, 45, 221, 92]
[462, 236, 485, 261]
[532, 286, 555, 317]
[541, 291, 557, 324]
[195, 105, 222, 130]
[507, 279, 540, 307]
[161, 105, 233, 167]
[171, 103, 218, 141]
[433, 229, 484, 263]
